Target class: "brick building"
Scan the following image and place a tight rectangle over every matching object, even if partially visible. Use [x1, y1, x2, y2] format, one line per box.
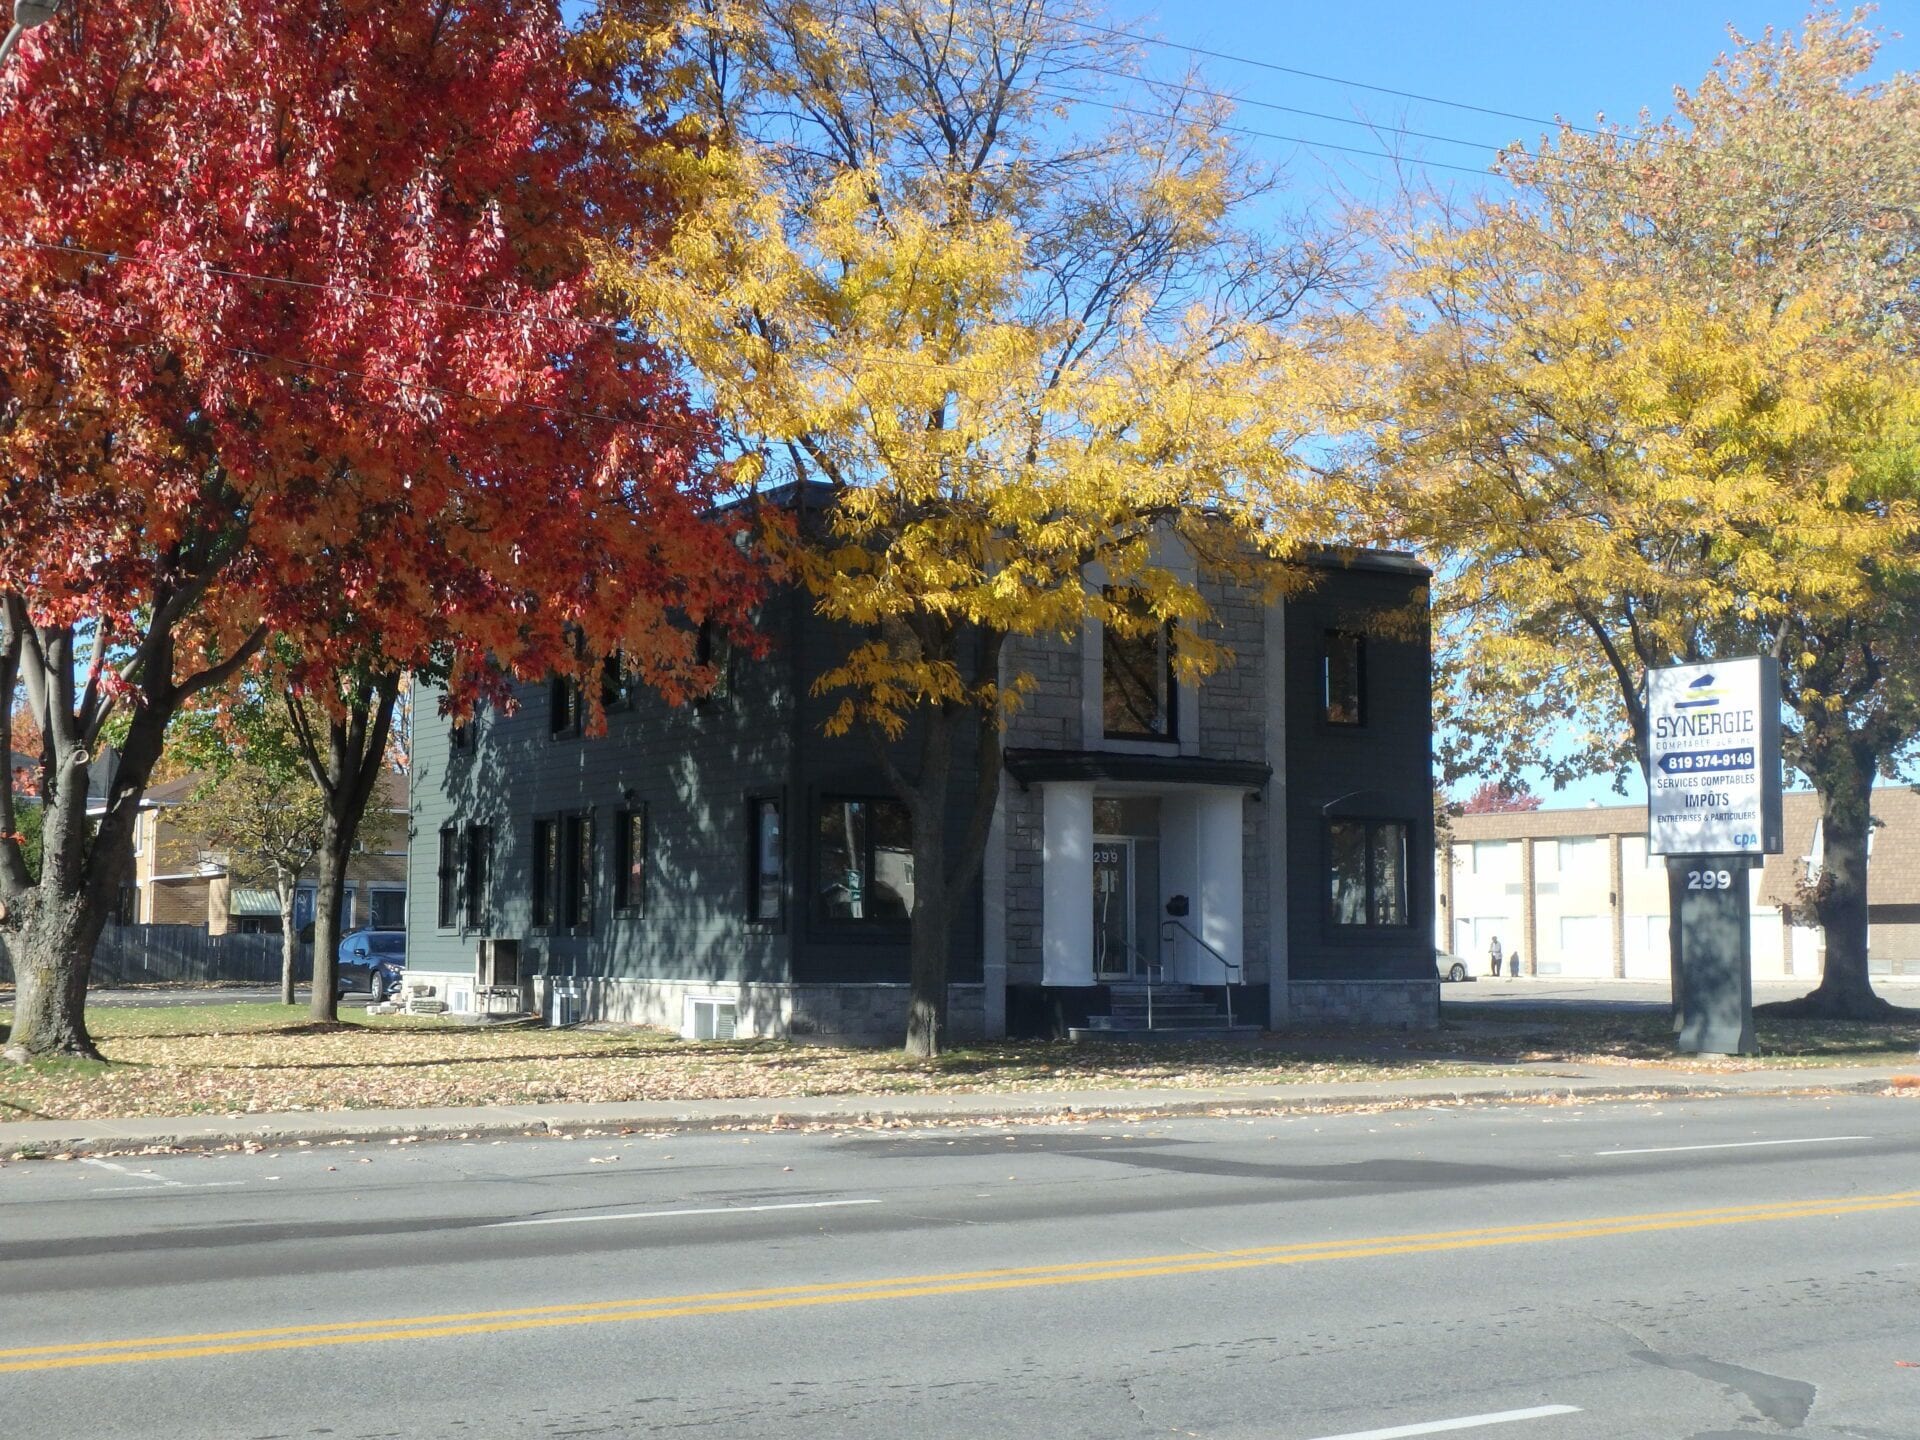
[106, 771, 409, 937]
[1438, 787, 1920, 980]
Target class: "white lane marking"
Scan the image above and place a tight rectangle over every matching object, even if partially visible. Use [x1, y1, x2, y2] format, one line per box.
[89, 1182, 248, 1193]
[80, 1158, 248, 1193]
[1305, 1404, 1581, 1440]
[1595, 1136, 1871, 1157]
[81, 1157, 178, 1187]
[488, 1197, 882, 1229]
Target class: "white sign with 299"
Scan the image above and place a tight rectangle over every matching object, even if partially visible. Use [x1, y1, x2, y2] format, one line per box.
[1646, 656, 1783, 857]
[1685, 868, 1736, 891]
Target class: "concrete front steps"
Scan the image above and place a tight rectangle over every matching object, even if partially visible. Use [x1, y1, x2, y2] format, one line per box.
[1068, 982, 1264, 1043]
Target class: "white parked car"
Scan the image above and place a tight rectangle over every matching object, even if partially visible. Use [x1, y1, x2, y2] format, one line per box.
[1435, 950, 1473, 982]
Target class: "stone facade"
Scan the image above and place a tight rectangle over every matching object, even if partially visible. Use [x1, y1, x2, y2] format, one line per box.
[1288, 979, 1437, 1029]
[505, 976, 986, 1043]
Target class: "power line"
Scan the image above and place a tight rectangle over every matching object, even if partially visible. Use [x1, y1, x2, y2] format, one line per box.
[1078, 61, 1513, 153]
[1039, 87, 1505, 181]
[1058, 14, 1605, 138]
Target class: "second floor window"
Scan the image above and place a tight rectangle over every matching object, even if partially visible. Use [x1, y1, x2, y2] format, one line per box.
[1323, 631, 1365, 726]
[549, 676, 581, 737]
[695, 620, 734, 701]
[1102, 589, 1174, 740]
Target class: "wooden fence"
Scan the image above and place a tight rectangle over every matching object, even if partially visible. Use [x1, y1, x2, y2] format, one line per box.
[0, 925, 313, 988]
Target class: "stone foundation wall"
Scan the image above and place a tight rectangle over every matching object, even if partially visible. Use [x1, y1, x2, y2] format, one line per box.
[543, 977, 986, 1044]
[1288, 979, 1438, 1030]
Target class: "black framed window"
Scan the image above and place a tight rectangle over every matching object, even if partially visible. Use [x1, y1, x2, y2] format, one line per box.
[748, 796, 784, 922]
[1102, 588, 1174, 739]
[1330, 819, 1409, 927]
[1323, 631, 1365, 726]
[564, 813, 594, 930]
[695, 620, 733, 701]
[531, 818, 560, 929]
[615, 806, 647, 913]
[601, 654, 635, 713]
[549, 676, 581, 737]
[450, 720, 473, 752]
[462, 824, 491, 930]
[436, 826, 460, 928]
[815, 796, 915, 923]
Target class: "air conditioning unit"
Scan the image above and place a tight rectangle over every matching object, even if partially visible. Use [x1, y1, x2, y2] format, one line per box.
[476, 937, 520, 988]
[687, 996, 738, 1041]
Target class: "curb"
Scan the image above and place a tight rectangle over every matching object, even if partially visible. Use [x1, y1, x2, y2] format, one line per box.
[5, 1072, 1907, 1158]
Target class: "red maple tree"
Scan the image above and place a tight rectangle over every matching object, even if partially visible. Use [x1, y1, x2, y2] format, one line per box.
[1459, 781, 1545, 815]
[0, 1, 759, 1058]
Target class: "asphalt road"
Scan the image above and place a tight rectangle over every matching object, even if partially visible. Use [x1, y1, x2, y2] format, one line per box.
[2, 1093, 1917, 1439]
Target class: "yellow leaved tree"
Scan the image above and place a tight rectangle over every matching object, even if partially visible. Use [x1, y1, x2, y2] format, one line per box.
[590, 0, 1349, 1055]
[1360, 8, 1920, 1016]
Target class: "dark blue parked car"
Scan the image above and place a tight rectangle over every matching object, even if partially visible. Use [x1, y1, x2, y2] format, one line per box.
[336, 930, 406, 1001]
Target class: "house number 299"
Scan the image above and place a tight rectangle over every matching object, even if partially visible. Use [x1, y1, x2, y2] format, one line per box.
[1686, 869, 1735, 891]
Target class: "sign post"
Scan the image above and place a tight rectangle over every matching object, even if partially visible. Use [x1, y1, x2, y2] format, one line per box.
[1646, 658, 1783, 1055]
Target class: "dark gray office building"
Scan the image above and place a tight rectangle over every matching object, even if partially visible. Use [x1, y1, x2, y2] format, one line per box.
[406, 545, 1436, 1040]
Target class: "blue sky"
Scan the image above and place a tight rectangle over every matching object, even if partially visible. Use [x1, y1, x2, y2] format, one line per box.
[1104, 3, 1906, 810]
[1115, 2, 1905, 198]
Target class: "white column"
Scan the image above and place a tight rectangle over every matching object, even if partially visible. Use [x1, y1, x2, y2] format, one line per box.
[1041, 782, 1095, 986]
[1160, 795, 1198, 976]
[1193, 790, 1245, 984]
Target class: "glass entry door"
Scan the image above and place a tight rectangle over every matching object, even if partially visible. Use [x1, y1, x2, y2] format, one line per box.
[1093, 837, 1134, 977]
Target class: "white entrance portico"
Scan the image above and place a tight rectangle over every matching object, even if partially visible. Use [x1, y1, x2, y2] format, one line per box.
[1017, 754, 1268, 989]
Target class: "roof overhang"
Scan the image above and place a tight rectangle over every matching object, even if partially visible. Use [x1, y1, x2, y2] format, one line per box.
[1003, 748, 1271, 792]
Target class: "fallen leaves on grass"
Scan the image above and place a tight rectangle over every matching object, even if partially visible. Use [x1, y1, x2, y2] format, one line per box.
[2, 1001, 1913, 1126]
[0, 1004, 1500, 1123]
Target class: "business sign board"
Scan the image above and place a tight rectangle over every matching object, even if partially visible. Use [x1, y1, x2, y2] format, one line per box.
[1646, 657, 1784, 857]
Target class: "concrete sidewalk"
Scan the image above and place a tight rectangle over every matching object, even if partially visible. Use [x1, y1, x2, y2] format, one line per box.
[6, 1060, 1915, 1155]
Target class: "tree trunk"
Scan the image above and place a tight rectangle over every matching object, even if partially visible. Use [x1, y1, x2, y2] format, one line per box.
[905, 805, 951, 1061]
[3, 615, 193, 1060]
[891, 628, 1007, 1060]
[4, 893, 106, 1063]
[309, 809, 350, 1024]
[276, 874, 298, 1007]
[902, 693, 955, 1059]
[1782, 742, 1895, 1019]
[295, 672, 401, 1025]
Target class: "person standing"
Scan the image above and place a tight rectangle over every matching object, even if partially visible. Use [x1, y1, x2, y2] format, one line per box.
[1488, 935, 1504, 979]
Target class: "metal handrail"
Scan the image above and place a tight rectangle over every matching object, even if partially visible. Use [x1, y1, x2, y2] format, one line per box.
[1098, 940, 1164, 1028]
[1161, 919, 1241, 1030]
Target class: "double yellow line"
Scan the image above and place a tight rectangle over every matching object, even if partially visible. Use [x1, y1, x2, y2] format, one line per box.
[5, 1188, 1915, 1374]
